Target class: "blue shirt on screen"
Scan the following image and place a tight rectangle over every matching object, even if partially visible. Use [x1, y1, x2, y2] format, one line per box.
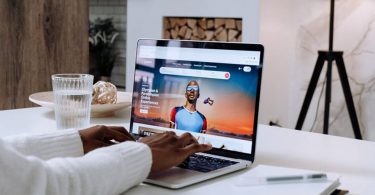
[170, 106, 207, 133]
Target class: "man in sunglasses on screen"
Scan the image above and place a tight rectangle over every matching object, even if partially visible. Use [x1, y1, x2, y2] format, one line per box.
[170, 80, 207, 133]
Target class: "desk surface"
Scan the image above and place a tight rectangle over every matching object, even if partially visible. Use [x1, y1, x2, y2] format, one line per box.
[1, 107, 374, 194]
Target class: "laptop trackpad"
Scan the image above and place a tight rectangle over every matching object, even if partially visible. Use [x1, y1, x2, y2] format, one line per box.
[147, 167, 204, 185]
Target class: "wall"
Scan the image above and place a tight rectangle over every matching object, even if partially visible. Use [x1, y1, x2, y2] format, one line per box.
[259, 0, 375, 141]
[90, 0, 126, 88]
[0, 0, 89, 109]
[258, 0, 298, 129]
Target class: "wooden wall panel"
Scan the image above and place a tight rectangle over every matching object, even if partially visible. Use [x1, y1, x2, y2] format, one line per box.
[0, 0, 89, 109]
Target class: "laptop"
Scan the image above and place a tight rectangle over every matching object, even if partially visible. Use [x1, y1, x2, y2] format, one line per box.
[129, 39, 264, 189]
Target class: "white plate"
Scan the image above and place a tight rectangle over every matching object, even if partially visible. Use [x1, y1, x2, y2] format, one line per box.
[29, 91, 132, 117]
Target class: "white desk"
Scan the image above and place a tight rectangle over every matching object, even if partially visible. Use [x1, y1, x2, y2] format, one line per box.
[1, 107, 374, 194]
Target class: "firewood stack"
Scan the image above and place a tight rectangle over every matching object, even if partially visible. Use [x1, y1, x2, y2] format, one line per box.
[163, 17, 242, 42]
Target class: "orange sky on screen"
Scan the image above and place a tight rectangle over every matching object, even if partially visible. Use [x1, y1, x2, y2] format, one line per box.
[134, 92, 255, 136]
[199, 93, 255, 135]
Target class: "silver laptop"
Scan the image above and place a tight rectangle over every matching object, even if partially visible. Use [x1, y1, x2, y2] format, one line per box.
[129, 39, 264, 189]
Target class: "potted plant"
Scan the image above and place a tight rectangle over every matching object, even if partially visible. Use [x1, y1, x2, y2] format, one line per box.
[89, 18, 119, 82]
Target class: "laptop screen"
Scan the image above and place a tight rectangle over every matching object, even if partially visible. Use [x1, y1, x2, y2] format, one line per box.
[130, 39, 263, 159]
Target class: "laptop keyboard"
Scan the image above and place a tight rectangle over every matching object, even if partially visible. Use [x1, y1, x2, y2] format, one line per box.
[177, 154, 239, 173]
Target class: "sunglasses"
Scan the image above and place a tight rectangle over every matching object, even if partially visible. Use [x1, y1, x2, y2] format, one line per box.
[186, 86, 199, 92]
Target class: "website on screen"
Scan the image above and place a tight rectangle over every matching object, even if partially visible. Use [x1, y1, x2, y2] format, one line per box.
[131, 45, 261, 154]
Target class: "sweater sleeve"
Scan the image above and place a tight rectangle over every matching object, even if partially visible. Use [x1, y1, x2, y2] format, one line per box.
[0, 140, 152, 195]
[3, 129, 84, 160]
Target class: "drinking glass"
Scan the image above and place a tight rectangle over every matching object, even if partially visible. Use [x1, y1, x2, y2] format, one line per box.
[52, 74, 93, 129]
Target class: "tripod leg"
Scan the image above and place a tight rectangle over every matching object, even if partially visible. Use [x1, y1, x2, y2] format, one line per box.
[295, 54, 326, 130]
[323, 57, 333, 134]
[334, 54, 363, 140]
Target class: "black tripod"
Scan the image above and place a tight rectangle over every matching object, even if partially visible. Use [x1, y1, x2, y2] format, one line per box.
[295, 0, 362, 140]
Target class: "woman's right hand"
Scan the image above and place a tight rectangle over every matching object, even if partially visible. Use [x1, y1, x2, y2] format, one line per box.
[139, 131, 212, 173]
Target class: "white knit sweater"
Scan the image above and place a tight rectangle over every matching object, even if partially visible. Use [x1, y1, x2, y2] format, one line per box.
[0, 129, 152, 195]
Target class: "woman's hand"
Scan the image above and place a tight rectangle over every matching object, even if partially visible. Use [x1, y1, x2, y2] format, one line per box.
[140, 131, 212, 173]
[79, 125, 135, 154]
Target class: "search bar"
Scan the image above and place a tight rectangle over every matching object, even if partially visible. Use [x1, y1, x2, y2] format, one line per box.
[139, 46, 260, 66]
[159, 67, 230, 80]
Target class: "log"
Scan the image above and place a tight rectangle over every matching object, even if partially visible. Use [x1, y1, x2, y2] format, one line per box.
[177, 18, 187, 26]
[205, 31, 214, 41]
[164, 18, 171, 30]
[192, 26, 199, 37]
[214, 26, 224, 36]
[164, 30, 171, 39]
[171, 29, 178, 39]
[191, 36, 199, 40]
[185, 28, 193, 39]
[187, 19, 197, 28]
[178, 26, 188, 38]
[207, 19, 214, 29]
[229, 37, 237, 42]
[236, 20, 242, 31]
[216, 29, 227, 41]
[198, 18, 207, 30]
[169, 18, 178, 28]
[237, 34, 242, 41]
[225, 19, 236, 29]
[214, 18, 225, 28]
[228, 29, 239, 41]
[197, 27, 206, 39]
